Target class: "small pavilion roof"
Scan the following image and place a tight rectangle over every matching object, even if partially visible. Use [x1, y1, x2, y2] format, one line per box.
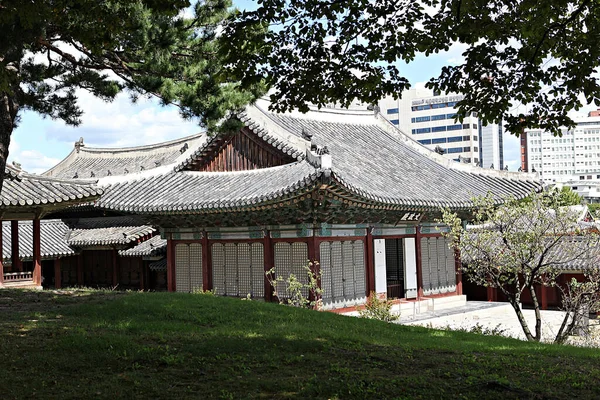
[2, 220, 74, 262]
[42, 134, 206, 180]
[93, 99, 542, 214]
[119, 235, 166, 257]
[0, 164, 102, 219]
[65, 216, 155, 247]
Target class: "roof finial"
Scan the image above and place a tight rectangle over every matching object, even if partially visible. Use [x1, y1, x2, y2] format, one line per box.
[90, 171, 95, 177]
[74, 137, 84, 153]
[301, 128, 313, 141]
[73, 172, 78, 178]
[180, 143, 189, 154]
[107, 170, 112, 176]
[11, 161, 21, 170]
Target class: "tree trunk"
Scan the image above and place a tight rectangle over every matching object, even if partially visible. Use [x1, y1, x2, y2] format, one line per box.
[529, 284, 542, 341]
[0, 90, 17, 193]
[508, 297, 536, 341]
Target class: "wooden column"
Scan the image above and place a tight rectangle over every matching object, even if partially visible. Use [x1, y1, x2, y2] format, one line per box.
[33, 219, 41, 286]
[365, 228, 375, 295]
[166, 237, 175, 292]
[263, 231, 274, 302]
[76, 253, 84, 286]
[415, 227, 424, 298]
[112, 249, 119, 287]
[487, 286, 497, 302]
[202, 232, 212, 292]
[540, 284, 548, 310]
[454, 249, 463, 296]
[0, 220, 4, 286]
[11, 220, 20, 272]
[54, 258, 62, 289]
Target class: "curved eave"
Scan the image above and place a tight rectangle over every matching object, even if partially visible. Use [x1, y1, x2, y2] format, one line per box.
[97, 170, 323, 215]
[328, 171, 543, 211]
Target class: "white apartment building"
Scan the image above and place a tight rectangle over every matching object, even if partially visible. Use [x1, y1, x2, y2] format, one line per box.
[523, 112, 600, 186]
[379, 89, 503, 168]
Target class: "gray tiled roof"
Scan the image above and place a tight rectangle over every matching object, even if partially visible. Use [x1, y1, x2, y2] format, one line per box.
[67, 224, 156, 247]
[92, 100, 541, 213]
[260, 107, 541, 209]
[119, 235, 166, 257]
[96, 161, 321, 213]
[1, 220, 74, 261]
[43, 134, 206, 179]
[0, 168, 102, 208]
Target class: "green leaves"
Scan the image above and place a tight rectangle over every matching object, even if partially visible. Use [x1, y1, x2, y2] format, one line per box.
[1, 0, 262, 134]
[225, 0, 600, 136]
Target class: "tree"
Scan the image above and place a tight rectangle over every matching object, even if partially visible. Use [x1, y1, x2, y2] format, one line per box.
[0, 0, 262, 190]
[555, 186, 583, 207]
[222, 0, 600, 137]
[441, 191, 600, 343]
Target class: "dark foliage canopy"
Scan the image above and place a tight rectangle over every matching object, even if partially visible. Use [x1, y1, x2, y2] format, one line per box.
[223, 0, 600, 136]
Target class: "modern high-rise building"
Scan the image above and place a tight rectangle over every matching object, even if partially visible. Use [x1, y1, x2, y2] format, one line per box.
[379, 89, 504, 169]
[522, 110, 600, 192]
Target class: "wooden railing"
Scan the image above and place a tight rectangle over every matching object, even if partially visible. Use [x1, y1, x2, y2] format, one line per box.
[4, 271, 33, 282]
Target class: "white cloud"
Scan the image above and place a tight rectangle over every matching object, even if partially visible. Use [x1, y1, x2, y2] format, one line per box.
[45, 90, 201, 149]
[7, 142, 61, 174]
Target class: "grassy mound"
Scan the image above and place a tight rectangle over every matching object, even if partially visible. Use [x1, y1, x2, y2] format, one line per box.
[1, 289, 599, 399]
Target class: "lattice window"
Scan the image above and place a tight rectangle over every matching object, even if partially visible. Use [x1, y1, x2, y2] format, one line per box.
[212, 243, 226, 295]
[320, 240, 366, 307]
[211, 242, 265, 298]
[175, 243, 203, 293]
[274, 242, 309, 299]
[175, 243, 190, 292]
[421, 237, 456, 295]
[189, 243, 203, 292]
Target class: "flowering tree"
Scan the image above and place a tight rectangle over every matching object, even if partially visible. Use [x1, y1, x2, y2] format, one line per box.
[441, 191, 600, 343]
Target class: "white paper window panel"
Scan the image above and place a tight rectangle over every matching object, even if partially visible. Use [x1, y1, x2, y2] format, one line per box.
[211, 242, 264, 298]
[175, 243, 203, 293]
[420, 237, 456, 295]
[320, 240, 366, 307]
[274, 242, 309, 299]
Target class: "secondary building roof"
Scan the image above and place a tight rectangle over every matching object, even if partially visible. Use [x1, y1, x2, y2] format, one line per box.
[1, 164, 103, 219]
[2, 220, 74, 262]
[42, 134, 206, 180]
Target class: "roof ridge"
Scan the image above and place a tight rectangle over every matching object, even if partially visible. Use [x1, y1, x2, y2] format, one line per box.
[75, 132, 205, 154]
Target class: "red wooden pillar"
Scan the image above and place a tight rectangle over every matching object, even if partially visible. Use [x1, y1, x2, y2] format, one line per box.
[454, 249, 463, 295]
[76, 253, 84, 286]
[166, 237, 175, 292]
[487, 286, 497, 302]
[415, 227, 424, 298]
[365, 228, 375, 295]
[263, 231, 274, 302]
[112, 249, 119, 287]
[11, 220, 21, 272]
[202, 232, 212, 292]
[33, 219, 41, 286]
[54, 258, 62, 289]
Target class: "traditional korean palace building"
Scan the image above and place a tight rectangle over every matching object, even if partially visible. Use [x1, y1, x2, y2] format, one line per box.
[3, 99, 542, 309]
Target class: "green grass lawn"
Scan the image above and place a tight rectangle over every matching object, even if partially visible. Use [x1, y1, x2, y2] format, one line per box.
[1, 289, 599, 399]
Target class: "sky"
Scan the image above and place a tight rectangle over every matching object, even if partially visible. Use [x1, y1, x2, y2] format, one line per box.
[9, 2, 596, 174]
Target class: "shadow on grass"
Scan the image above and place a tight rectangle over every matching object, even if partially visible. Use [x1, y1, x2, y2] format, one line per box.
[2, 289, 600, 399]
